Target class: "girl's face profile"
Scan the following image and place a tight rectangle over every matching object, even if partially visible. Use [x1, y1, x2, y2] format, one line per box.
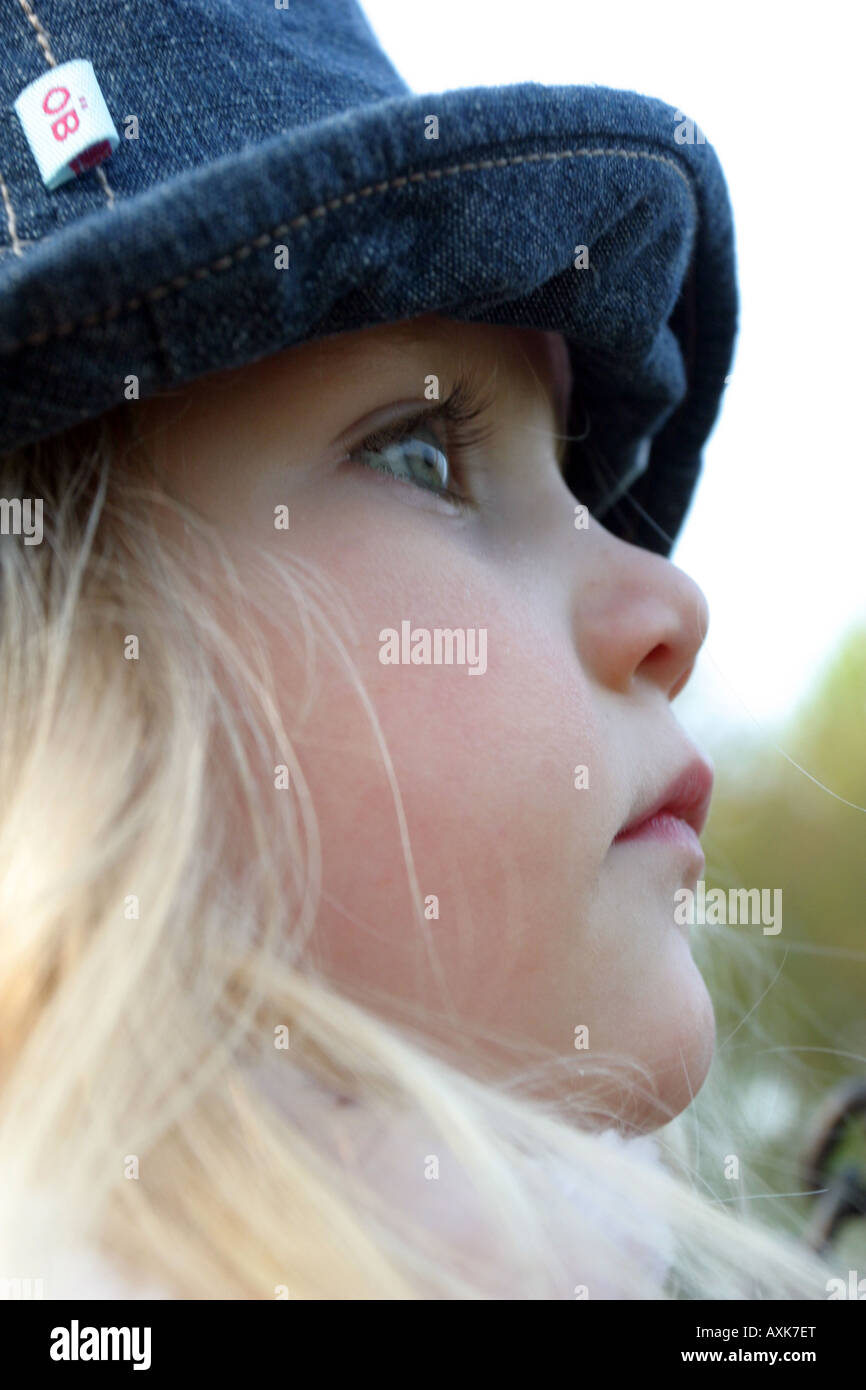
[133, 312, 716, 1130]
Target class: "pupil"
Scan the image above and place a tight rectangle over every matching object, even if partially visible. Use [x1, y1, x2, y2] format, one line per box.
[409, 430, 447, 489]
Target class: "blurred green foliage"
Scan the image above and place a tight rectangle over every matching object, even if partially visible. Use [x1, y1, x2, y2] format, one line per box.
[685, 623, 866, 1269]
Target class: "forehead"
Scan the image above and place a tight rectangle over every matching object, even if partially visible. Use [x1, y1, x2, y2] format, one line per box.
[301, 312, 572, 424]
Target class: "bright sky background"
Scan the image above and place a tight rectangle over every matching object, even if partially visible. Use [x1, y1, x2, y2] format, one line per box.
[361, 0, 865, 747]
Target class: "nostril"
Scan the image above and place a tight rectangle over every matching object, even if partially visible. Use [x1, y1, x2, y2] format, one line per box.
[637, 642, 694, 698]
[641, 641, 672, 673]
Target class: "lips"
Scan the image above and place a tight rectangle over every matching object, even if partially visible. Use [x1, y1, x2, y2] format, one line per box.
[613, 757, 714, 844]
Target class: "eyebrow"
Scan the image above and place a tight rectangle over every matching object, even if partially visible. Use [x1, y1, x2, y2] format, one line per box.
[319, 317, 572, 458]
[385, 320, 571, 422]
[322, 318, 444, 360]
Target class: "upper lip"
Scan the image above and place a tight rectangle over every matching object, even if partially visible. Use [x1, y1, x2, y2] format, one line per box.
[614, 756, 714, 842]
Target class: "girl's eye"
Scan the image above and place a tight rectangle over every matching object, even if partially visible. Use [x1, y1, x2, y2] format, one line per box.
[340, 373, 498, 509]
[351, 421, 453, 498]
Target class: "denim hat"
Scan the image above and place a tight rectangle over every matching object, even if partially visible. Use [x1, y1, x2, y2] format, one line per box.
[0, 0, 737, 556]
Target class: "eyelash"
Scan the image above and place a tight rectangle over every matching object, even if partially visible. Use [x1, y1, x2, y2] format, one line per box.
[347, 372, 498, 506]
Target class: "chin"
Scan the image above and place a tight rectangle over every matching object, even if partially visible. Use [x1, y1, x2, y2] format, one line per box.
[577, 961, 717, 1137]
[636, 967, 717, 1132]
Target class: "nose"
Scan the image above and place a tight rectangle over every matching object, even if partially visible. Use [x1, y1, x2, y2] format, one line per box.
[572, 526, 710, 701]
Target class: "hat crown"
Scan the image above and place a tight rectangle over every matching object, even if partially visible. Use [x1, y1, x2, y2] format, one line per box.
[3, 0, 409, 237]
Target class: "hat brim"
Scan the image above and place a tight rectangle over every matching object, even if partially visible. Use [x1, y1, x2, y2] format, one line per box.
[0, 81, 736, 555]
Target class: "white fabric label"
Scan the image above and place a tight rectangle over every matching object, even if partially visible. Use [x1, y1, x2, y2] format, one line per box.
[13, 59, 120, 191]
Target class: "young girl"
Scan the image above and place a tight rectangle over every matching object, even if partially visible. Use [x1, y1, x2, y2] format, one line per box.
[0, 0, 839, 1299]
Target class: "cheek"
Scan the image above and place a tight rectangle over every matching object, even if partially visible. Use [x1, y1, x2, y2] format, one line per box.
[252, 513, 612, 1037]
[283, 600, 610, 1025]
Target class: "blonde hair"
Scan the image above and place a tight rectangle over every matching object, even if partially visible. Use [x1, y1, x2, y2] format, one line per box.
[0, 407, 839, 1299]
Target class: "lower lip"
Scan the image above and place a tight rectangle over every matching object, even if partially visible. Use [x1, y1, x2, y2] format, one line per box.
[613, 811, 705, 862]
